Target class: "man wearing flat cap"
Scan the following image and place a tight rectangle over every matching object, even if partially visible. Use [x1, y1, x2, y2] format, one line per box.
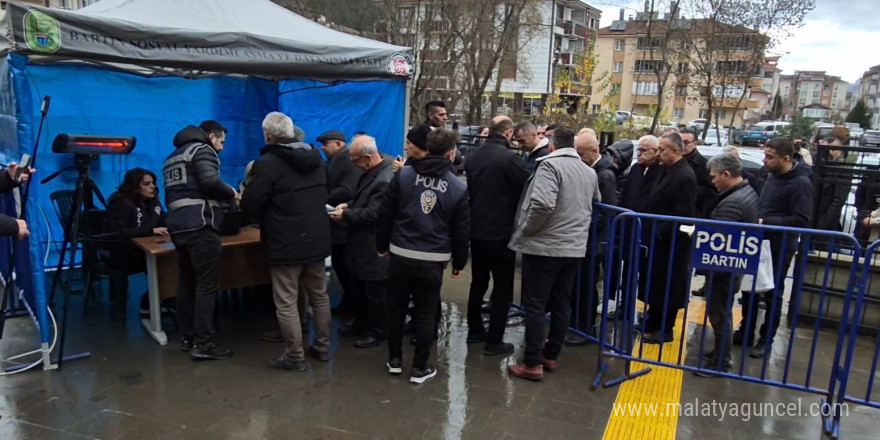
[318, 130, 363, 318]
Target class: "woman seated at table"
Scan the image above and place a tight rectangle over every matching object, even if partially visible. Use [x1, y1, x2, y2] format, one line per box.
[107, 167, 168, 320]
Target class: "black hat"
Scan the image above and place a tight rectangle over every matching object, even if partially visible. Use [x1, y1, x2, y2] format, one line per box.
[406, 124, 432, 151]
[316, 130, 346, 143]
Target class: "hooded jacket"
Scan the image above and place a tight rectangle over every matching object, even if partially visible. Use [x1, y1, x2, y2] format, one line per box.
[759, 162, 813, 230]
[240, 138, 330, 265]
[164, 125, 236, 234]
[375, 155, 470, 270]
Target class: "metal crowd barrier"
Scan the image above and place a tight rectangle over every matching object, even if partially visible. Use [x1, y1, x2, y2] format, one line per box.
[832, 239, 880, 438]
[589, 212, 862, 434]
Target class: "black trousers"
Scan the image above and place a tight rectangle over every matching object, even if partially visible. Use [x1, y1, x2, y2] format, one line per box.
[521, 254, 580, 367]
[331, 243, 354, 313]
[351, 277, 388, 338]
[705, 271, 738, 367]
[172, 228, 222, 346]
[740, 244, 794, 344]
[466, 239, 515, 344]
[387, 255, 444, 369]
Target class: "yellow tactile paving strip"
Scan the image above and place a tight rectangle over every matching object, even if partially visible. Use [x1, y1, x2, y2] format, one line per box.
[602, 299, 742, 440]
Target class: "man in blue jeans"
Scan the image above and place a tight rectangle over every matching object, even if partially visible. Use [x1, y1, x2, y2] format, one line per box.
[507, 128, 599, 381]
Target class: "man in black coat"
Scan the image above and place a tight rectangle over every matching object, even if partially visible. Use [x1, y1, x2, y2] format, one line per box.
[738, 138, 812, 359]
[318, 130, 364, 317]
[695, 153, 760, 377]
[241, 112, 332, 371]
[564, 131, 618, 346]
[516, 121, 550, 174]
[329, 135, 394, 349]
[639, 132, 697, 344]
[621, 135, 664, 213]
[463, 115, 529, 355]
[679, 129, 716, 217]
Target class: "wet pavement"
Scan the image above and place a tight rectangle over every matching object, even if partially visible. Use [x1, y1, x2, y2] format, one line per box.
[1, 268, 878, 439]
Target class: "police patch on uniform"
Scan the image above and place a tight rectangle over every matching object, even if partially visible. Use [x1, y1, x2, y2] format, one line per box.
[420, 190, 437, 214]
[164, 163, 187, 187]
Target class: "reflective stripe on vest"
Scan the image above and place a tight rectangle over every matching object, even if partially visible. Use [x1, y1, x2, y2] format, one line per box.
[389, 244, 451, 262]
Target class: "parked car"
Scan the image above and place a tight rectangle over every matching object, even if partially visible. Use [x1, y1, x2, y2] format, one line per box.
[687, 118, 708, 131]
[861, 130, 880, 148]
[703, 129, 729, 147]
[850, 127, 864, 143]
[741, 121, 790, 146]
[697, 145, 764, 170]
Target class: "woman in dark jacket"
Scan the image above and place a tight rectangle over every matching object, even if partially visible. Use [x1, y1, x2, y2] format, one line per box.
[106, 168, 167, 320]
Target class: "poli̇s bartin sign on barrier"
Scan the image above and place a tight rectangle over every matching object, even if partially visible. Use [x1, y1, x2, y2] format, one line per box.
[691, 224, 762, 275]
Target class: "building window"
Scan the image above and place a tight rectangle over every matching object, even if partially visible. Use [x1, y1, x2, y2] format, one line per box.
[634, 59, 665, 73]
[614, 40, 624, 51]
[611, 83, 621, 94]
[713, 85, 745, 98]
[613, 62, 623, 73]
[673, 108, 684, 119]
[523, 97, 542, 116]
[675, 85, 687, 96]
[637, 37, 662, 51]
[764, 71, 774, 79]
[590, 19, 599, 29]
[677, 63, 689, 74]
[632, 81, 659, 95]
[719, 109, 727, 120]
[592, 104, 601, 113]
[813, 90, 820, 98]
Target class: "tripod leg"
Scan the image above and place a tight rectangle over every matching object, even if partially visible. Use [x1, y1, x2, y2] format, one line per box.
[48, 237, 72, 306]
[57, 179, 87, 370]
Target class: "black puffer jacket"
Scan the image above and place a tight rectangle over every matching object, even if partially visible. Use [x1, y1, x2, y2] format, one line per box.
[241, 138, 330, 265]
[591, 155, 618, 206]
[171, 126, 236, 202]
[710, 180, 759, 224]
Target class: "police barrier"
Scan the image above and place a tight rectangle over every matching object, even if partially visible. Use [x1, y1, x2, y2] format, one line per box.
[832, 240, 880, 438]
[591, 211, 862, 432]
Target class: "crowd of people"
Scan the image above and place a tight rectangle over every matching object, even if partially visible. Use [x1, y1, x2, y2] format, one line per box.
[96, 98, 878, 384]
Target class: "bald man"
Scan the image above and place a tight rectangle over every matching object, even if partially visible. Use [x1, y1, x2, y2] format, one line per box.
[578, 127, 597, 138]
[464, 115, 530, 355]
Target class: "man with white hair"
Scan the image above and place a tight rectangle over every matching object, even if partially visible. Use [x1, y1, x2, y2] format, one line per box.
[620, 135, 664, 212]
[329, 136, 394, 349]
[241, 111, 332, 371]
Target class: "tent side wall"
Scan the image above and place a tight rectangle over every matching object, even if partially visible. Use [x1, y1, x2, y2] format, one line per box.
[278, 79, 405, 157]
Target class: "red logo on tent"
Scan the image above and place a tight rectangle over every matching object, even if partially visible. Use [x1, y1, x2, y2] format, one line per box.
[390, 54, 411, 77]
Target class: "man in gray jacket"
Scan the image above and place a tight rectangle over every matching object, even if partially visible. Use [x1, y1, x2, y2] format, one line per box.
[696, 153, 759, 377]
[507, 128, 599, 382]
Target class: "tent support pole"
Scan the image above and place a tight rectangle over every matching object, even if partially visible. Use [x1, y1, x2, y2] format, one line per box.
[403, 78, 412, 158]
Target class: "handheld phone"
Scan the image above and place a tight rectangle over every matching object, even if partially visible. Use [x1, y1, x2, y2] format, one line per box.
[326, 204, 335, 212]
[15, 154, 31, 182]
[396, 155, 403, 161]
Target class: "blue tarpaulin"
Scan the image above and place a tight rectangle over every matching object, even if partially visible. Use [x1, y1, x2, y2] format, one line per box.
[1, 53, 405, 346]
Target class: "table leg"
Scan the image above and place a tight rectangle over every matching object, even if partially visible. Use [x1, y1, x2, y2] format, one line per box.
[140, 253, 167, 345]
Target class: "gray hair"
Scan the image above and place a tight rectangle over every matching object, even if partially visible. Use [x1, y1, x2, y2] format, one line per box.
[638, 135, 659, 148]
[293, 125, 305, 142]
[707, 152, 742, 177]
[358, 135, 379, 156]
[262, 112, 294, 140]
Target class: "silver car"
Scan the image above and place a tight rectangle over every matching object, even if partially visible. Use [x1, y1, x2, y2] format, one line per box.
[861, 130, 880, 148]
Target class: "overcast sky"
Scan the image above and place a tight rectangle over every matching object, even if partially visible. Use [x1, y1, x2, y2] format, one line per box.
[594, 0, 878, 83]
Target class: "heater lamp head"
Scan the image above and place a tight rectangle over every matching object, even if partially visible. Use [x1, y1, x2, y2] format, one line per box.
[52, 134, 136, 155]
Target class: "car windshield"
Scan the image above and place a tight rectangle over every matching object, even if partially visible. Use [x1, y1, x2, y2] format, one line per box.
[747, 125, 762, 131]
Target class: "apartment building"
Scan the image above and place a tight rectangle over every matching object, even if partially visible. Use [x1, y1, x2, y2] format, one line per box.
[858, 64, 880, 128]
[6, 0, 98, 8]
[589, 10, 764, 127]
[779, 70, 848, 120]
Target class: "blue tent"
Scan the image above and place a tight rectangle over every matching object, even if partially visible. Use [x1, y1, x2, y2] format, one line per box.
[0, 0, 412, 363]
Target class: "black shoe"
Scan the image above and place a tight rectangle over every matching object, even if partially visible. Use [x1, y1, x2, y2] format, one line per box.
[643, 332, 673, 344]
[564, 334, 591, 347]
[191, 342, 234, 360]
[268, 355, 307, 372]
[700, 349, 717, 362]
[139, 294, 169, 317]
[354, 335, 382, 349]
[466, 332, 487, 344]
[387, 358, 403, 375]
[483, 342, 514, 356]
[693, 365, 731, 378]
[692, 285, 707, 297]
[162, 298, 177, 315]
[749, 340, 768, 358]
[179, 336, 194, 352]
[339, 325, 363, 338]
[308, 346, 329, 362]
[731, 331, 752, 347]
[410, 364, 437, 384]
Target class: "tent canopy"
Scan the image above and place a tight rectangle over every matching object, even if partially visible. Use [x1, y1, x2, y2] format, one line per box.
[1, 0, 413, 80]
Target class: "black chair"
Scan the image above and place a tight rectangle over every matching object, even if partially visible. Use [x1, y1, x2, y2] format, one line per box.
[49, 190, 113, 314]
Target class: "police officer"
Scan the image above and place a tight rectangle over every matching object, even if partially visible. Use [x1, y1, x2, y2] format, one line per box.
[163, 120, 237, 360]
[374, 128, 470, 384]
